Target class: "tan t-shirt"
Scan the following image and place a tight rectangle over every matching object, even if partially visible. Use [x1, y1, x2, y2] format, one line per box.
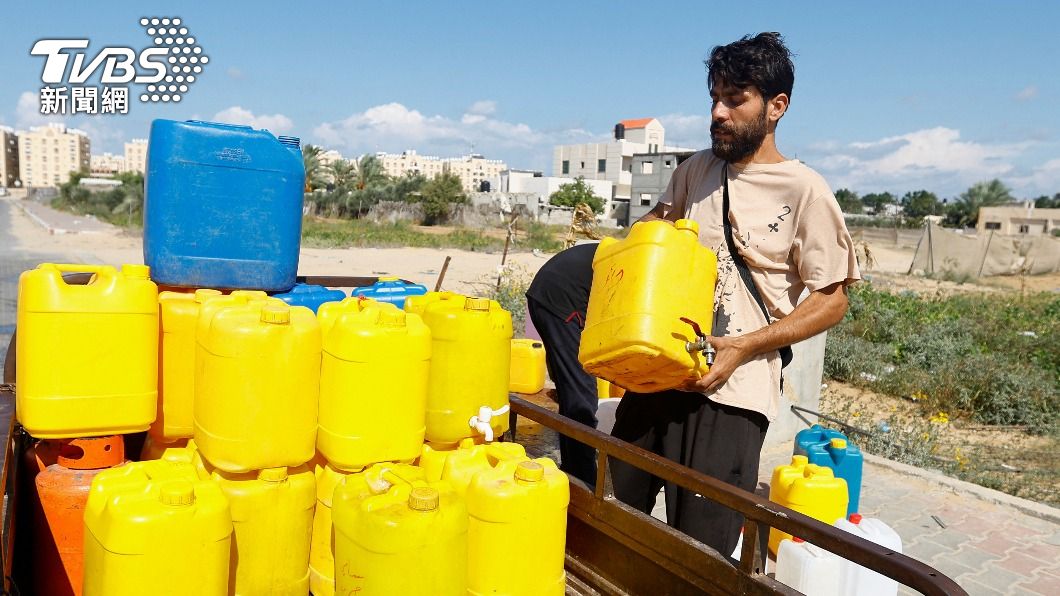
[658, 150, 861, 420]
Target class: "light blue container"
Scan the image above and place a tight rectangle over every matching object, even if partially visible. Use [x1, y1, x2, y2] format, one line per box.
[349, 277, 428, 308]
[272, 283, 346, 313]
[799, 425, 864, 515]
[143, 119, 305, 291]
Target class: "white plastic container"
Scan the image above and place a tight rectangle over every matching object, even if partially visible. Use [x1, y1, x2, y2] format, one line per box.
[834, 514, 902, 596]
[774, 537, 842, 596]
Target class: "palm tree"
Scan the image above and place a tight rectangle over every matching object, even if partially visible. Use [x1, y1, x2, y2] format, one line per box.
[302, 145, 329, 193]
[351, 154, 387, 191]
[948, 179, 1014, 228]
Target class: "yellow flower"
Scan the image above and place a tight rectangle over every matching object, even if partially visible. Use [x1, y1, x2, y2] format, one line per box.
[852, 411, 861, 418]
[910, 390, 929, 402]
[929, 411, 949, 425]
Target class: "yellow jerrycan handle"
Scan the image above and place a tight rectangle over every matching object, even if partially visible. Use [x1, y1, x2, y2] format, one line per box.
[40, 263, 117, 285]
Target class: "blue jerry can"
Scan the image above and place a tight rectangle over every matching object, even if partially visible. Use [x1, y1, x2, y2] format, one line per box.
[272, 283, 346, 313]
[349, 277, 428, 308]
[794, 424, 847, 456]
[806, 436, 863, 516]
[144, 119, 305, 291]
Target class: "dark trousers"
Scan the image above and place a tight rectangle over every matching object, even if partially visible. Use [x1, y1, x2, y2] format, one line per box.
[610, 390, 768, 557]
[527, 297, 599, 486]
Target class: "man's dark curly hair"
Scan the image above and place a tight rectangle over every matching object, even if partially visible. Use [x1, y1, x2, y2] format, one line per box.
[706, 32, 795, 102]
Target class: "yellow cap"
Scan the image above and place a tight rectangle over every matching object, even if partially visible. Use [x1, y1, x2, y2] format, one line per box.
[408, 486, 440, 511]
[260, 304, 291, 324]
[674, 219, 700, 235]
[464, 297, 490, 311]
[193, 288, 223, 303]
[376, 308, 407, 327]
[379, 276, 399, 281]
[121, 264, 151, 279]
[258, 467, 288, 482]
[830, 438, 848, 450]
[514, 461, 545, 483]
[791, 455, 808, 467]
[159, 480, 195, 506]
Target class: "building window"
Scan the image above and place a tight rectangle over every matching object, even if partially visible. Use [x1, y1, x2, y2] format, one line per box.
[665, 160, 673, 168]
[580, 161, 585, 169]
[639, 193, 652, 206]
[598, 159, 606, 173]
[561, 160, 569, 175]
[641, 161, 654, 174]
[1018, 224, 1030, 234]
[984, 222, 1001, 230]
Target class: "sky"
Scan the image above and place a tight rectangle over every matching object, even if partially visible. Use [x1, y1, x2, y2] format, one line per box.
[2, 0, 1058, 198]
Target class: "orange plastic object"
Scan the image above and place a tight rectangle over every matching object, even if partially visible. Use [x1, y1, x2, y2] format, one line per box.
[29, 436, 125, 596]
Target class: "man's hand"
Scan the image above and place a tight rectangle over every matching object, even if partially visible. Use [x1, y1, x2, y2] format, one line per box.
[681, 335, 754, 393]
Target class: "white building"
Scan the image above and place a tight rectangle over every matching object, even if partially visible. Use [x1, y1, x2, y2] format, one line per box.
[377, 150, 508, 193]
[498, 169, 614, 211]
[978, 204, 1060, 236]
[123, 139, 148, 174]
[90, 153, 126, 176]
[18, 124, 91, 188]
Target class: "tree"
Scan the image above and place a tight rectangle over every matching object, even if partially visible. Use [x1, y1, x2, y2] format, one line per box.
[302, 144, 329, 193]
[351, 154, 387, 191]
[945, 179, 1014, 228]
[549, 177, 605, 213]
[901, 190, 942, 220]
[834, 188, 863, 214]
[388, 172, 428, 203]
[415, 171, 467, 225]
[861, 192, 895, 215]
[1033, 193, 1060, 209]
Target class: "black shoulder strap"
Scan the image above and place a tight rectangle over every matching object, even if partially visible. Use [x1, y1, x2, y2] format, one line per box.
[721, 163, 794, 369]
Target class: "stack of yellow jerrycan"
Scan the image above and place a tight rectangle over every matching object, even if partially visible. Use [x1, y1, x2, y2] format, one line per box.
[768, 455, 849, 554]
[467, 459, 570, 596]
[313, 462, 425, 596]
[317, 297, 431, 470]
[412, 294, 513, 444]
[333, 473, 467, 596]
[83, 459, 232, 596]
[194, 298, 321, 471]
[579, 219, 718, 393]
[16, 263, 159, 438]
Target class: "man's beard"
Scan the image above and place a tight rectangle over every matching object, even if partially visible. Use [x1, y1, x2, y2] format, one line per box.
[710, 107, 768, 163]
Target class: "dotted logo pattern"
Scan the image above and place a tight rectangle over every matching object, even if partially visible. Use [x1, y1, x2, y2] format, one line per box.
[138, 17, 208, 103]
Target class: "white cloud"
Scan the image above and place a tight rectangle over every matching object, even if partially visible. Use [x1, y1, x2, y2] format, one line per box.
[16, 90, 65, 129]
[805, 127, 1032, 195]
[1009, 158, 1060, 195]
[657, 113, 710, 150]
[311, 102, 601, 171]
[1015, 85, 1038, 101]
[212, 106, 294, 134]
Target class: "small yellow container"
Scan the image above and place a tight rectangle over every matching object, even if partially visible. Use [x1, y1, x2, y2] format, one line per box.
[206, 463, 316, 596]
[333, 479, 466, 596]
[318, 298, 431, 471]
[16, 263, 158, 438]
[150, 289, 223, 443]
[83, 459, 232, 596]
[403, 291, 463, 316]
[310, 461, 426, 596]
[421, 296, 513, 445]
[579, 220, 718, 393]
[768, 455, 849, 554]
[510, 339, 546, 394]
[195, 300, 321, 472]
[467, 459, 570, 596]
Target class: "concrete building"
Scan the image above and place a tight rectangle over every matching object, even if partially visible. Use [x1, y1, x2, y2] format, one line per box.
[18, 124, 90, 188]
[977, 204, 1060, 236]
[0, 127, 19, 188]
[318, 149, 344, 169]
[90, 153, 126, 177]
[628, 150, 697, 224]
[377, 150, 507, 193]
[553, 118, 692, 217]
[123, 139, 148, 174]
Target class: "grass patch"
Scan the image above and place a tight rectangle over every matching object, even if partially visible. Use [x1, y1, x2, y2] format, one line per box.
[301, 218, 504, 251]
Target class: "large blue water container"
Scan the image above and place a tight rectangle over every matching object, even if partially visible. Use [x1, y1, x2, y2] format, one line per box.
[349, 277, 428, 308]
[272, 283, 346, 313]
[144, 119, 305, 291]
[794, 424, 847, 456]
[804, 432, 864, 516]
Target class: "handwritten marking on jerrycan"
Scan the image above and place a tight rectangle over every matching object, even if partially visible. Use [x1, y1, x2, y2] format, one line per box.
[16, 263, 158, 438]
[579, 219, 717, 393]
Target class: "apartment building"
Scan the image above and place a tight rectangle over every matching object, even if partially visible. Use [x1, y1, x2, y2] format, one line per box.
[377, 150, 507, 193]
[91, 153, 126, 176]
[18, 124, 91, 188]
[628, 150, 697, 224]
[0, 127, 19, 187]
[124, 139, 148, 174]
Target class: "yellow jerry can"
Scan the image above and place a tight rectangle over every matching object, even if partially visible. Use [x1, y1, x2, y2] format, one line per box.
[403, 291, 463, 316]
[579, 219, 718, 393]
[595, 378, 627, 399]
[140, 435, 189, 461]
[418, 438, 480, 482]
[83, 459, 232, 596]
[206, 463, 316, 596]
[318, 298, 431, 471]
[195, 301, 321, 472]
[768, 455, 849, 554]
[439, 441, 528, 496]
[16, 263, 158, 438]
[150, 288, 222, 443]
[466, 459, 570, 596]
[420, 297, 513, 445]
[333, 479, 466, 596]
[310, 461, 426, 596]
[509, 338, 546, 394]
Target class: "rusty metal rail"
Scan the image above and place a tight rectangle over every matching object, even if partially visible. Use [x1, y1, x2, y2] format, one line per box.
[510, 396, 967, 596]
